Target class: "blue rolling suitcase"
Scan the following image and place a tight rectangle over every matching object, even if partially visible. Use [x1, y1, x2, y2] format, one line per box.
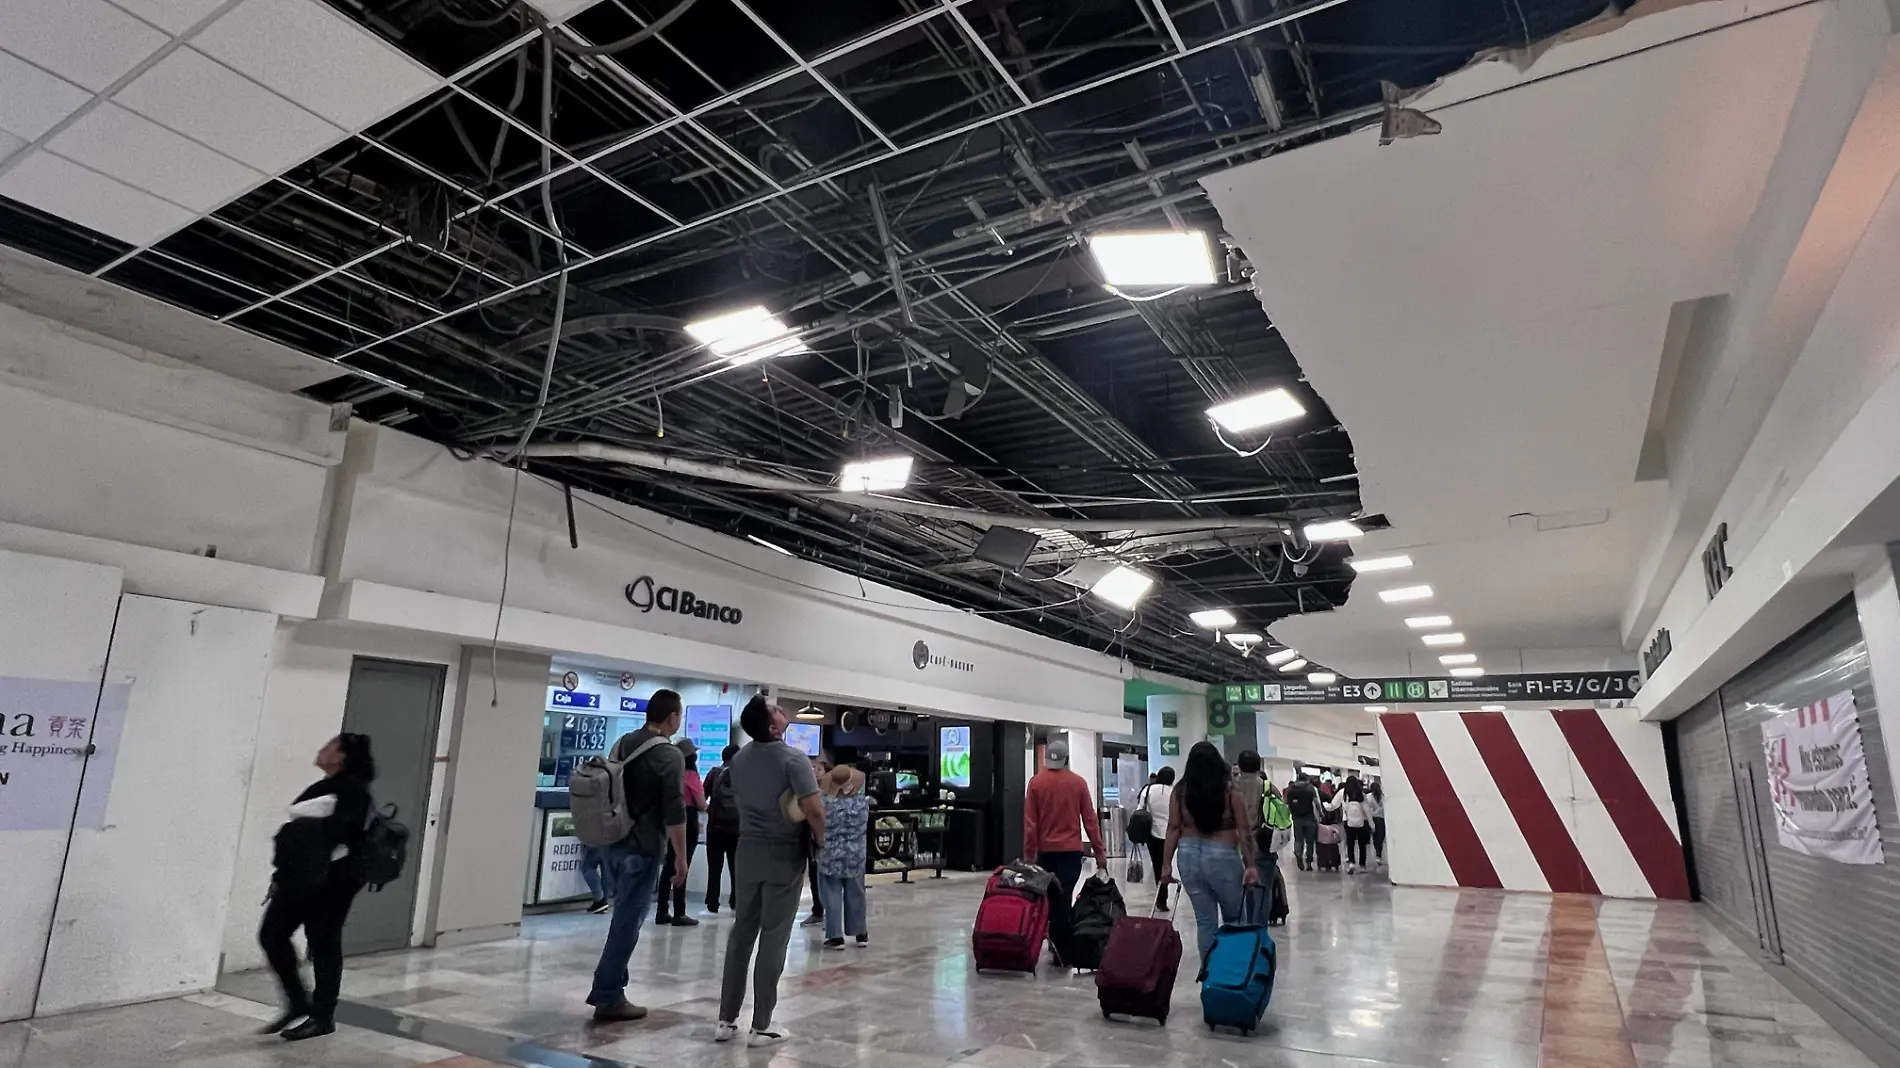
[1200, 888, 1276, 1034]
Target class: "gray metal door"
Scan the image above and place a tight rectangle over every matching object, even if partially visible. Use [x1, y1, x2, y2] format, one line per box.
[340, 657, 444, 955]
[1717, 599, 1900, 1050]
[1675, 693, 1762, 944]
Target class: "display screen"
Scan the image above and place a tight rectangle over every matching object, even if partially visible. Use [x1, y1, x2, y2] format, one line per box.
[939, 725, 972, 788]
[783, 722, 822, 756]
[895, 771, 920, 791]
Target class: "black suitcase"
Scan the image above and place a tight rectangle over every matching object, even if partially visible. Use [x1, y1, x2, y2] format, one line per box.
[1266, 856, 1290, 926]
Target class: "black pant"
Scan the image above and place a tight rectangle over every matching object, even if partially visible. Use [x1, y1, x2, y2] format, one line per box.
[1372, 816, 1387, 860]
[656, 821, 701, 920]
[1036, 850, 1083, 964]
[806, 851, 823, 917]
[704, 825, 739, 910]
[1345, 824, 1372, 867]
[1145, 837, 1169, 907]
[259, 876, 362, 1017]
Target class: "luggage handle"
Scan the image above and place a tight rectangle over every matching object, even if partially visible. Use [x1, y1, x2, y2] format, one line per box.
[1239, 883, 1269, 927]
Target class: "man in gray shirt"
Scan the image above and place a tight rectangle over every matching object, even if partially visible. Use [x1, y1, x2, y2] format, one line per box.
[714, 696, 822, 1048]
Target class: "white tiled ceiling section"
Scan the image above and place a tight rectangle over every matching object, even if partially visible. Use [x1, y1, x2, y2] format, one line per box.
[0, 0, 442, 248]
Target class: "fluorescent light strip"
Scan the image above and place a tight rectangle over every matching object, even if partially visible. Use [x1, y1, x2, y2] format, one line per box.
[747, 535, 793, 556]
[1308, 672, 1337, 685]
[1264, 648, 1300, 666]
[1379, 585, 1434, 603]
[1302, 520, 1364, 541]
[1089, 230, 1217, 286]
[1190, 608, 1238, 629]
[1225, 632, 1263, 649]
[1364, 705, 1388, 713]
[838, 456, 913, 492]
[684, 305, 808, 364]
[1279, 658, 1308, 674]
[1481, 705, 1506, 712]
[1206, 387, 1305, 433]
[1450, 666, 1485, 678]
[1421, 632, 1465, 647]
[1405, 615, 1452, 629]
[1438, 653, 1477, 665]
[1349, 554, 1412, 573]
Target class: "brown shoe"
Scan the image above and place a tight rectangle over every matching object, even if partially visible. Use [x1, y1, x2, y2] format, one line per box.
[592, 1000, 649, 1023]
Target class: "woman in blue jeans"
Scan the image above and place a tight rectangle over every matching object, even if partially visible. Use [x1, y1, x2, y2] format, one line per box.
[1160, 742, 1260, 977]
[817, 766, 870, 948]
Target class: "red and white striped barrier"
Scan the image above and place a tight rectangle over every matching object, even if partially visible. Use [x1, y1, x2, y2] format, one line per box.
[1377, 708, 1690, 900]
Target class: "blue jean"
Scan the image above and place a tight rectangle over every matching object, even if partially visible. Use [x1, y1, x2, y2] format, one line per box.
[587, 843, 664, 1005]
[1174, 836, 1245, 963]
[1292, 817, 1319, 865]
[1036, 851, 1084, 963]
[818, 871, 866, 940]
[580, 844, 615, 901]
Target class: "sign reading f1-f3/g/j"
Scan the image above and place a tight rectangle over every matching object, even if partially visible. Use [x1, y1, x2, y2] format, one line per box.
[1220, 671, 1641, 706]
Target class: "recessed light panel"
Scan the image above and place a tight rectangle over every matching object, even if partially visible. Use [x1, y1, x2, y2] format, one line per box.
[1225, 632, 1263, 649]
[1438, 653, 1477, 665]
[1090, 565, 1155, 609]
[1364, 705, 1389, 713]
[838, 456, 914, 493]
[1405, 615, 1452, 629]
[1379, 585, 1434, 603]
[1190, 608, 1238, 630]
[1088, 230, 1217, 286]
[1450, 666, 1485, 678]
[1308, 672, 1337, 685]
[1481, 705, 1506, 712]
[1421, 632, 1465, 647]
[1302, 520, 1364, 541]
[1349, 554, 1412, 573]
[1206, 388, 1305, 433]
[684, 305, 809, 363]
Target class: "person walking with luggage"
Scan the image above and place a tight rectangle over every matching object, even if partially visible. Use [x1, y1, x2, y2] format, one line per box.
[1327, 776, 1373, 874]
[259, 733, 375, 1041]
[702, 744, 740, 914]
[1022, 738, 1107, 966]
[656, 738, 707, 927]
[714, 697, 824, 1047]
[1367, 780, 1387, 865]
[1285, 774, 1320, 871]
[1130, 767, 1174, 910]
[818, 765, 870, 949]
[1159, 742, 1260, 978]
[584, 691, 688, 1023]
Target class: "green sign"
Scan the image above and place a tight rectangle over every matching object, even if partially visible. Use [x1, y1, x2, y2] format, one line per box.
[1161, 711, 1178, 729]
[1207, 704, 1235, 736]
[1159, 735, 1180, 756]
[1225, 685, 1243, 702]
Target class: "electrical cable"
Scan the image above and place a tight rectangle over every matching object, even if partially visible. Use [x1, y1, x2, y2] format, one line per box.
[491, 34, 572, 705]
[1213, 424, 1273, 458]
[546, 0, 700, 55]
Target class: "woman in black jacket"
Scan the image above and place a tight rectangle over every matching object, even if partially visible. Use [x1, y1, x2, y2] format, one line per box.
[260, 733, 374, 1040]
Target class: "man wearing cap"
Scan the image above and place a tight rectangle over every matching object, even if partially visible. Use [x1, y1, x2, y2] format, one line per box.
[655, 737, 708, 926]
[1021, 739, 1106, 966]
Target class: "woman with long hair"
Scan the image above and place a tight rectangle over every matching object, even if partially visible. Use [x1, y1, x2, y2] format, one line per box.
[1328, 775, 1372, 874]
[259, 733, 375, 1041]
[1366, 779, 1387, 866]
[1159, 742, 1259, 975]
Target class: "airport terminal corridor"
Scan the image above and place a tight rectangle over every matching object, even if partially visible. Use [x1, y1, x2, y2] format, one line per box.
[2, 870, 1874, 1068]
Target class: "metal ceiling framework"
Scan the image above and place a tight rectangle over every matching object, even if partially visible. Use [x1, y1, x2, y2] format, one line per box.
[0, 0, 1612, 680]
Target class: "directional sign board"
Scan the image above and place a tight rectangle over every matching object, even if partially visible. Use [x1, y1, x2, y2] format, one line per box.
[1217, 671, 1640, 706]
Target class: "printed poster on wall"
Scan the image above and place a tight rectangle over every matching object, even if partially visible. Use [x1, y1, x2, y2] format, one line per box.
[0, 678, 131, 832]
[1761, 690, 1885, 865]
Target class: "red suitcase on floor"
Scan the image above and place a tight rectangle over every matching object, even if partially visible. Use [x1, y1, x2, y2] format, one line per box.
[973, 867, 1050, 974]
[1096, 914, 1182, 1024]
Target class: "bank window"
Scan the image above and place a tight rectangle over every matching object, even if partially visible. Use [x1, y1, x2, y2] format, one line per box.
[538, 711, 643, 787]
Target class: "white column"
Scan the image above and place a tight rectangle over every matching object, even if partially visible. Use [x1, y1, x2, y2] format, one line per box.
[1146, 693, 1206, 777]
[1853, 546, 1900, 807]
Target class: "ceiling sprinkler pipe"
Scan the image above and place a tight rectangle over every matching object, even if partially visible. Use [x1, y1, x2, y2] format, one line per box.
[523, 442, 1292, 535]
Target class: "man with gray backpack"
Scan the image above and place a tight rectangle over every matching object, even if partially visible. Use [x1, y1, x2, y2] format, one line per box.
[569, 689, 687, 1023]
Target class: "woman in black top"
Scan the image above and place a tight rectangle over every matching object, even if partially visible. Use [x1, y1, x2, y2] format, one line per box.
[260, 733, 374, 1041]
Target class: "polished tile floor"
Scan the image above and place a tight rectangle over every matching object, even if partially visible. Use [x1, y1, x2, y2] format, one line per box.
[1, 864, 1883, 1068]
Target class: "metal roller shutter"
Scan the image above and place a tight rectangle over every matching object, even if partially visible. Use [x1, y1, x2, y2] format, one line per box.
[1674, 693, 1759, 941]
[1718, 599, 1900, 1049]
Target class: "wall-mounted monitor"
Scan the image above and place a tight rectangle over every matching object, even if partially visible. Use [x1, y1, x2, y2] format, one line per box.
[939, 725, 972, 788]
[783, 722, 822, 757]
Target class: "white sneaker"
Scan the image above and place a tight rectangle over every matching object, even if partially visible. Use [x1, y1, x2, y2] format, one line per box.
[713, 1021, 739, 1043]
[1346, 862, 1357, 874]
[747, 1024, 789, 1048]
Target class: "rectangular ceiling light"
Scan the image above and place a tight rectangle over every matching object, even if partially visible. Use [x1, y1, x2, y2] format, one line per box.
[747, 535, 793, 556]
[1481, 704, 1506, 712]
[1088, 230, 1217, 286]
[1207, 387, 1305, 434]
[1438, 653, 1477, 665]
[1349, 554, 1412, 573]
[1420, 632, 1465, 647]
[1225, 632, 1263, 650]
[1279, 658, 1308, 674]
[1308, 672, 1337, 685]
[1090, 565, 1155, 610]
[1405, 615, 1452, 629]
[1264, 647, 1300, 666]
[684, 305, 808, 364]
[1190, 608, 1238, 630]
[1450, 666, 1485, 678]
[838, 456, 914, 493]
[1379, 585, 1434, 603]
[1364, 705, 1389, 712]
[1302, 520, 1365, 541]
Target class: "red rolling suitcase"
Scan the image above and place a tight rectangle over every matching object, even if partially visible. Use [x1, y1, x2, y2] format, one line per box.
[973, 866, 1050, 974]
[1096, 912, 1182, 1024]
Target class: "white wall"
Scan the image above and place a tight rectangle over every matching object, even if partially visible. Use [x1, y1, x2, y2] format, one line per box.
[37, 596, 276, 1014]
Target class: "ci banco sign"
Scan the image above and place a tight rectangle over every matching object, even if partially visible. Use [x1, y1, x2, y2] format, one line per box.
[625, 575, 742, 625]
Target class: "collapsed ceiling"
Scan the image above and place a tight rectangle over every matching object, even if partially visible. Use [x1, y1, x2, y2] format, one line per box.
[0, 0, 1614, 680]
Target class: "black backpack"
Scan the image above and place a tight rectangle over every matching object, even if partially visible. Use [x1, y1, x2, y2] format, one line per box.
[707, 766, 740, 835]
[357, 802, 410, 891]
[1068, 874, 1127, 970]
[1126, 785, 1155, 844]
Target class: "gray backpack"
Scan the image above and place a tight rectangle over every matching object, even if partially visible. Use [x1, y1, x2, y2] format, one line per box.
[568, 735, 668, 847]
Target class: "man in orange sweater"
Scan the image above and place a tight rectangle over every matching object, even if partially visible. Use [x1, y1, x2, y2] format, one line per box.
[1022, 739, 1106, 965]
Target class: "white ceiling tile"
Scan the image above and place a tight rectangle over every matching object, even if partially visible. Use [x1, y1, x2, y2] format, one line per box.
[0, 128, 26, 166]
[524, 0, 603, 24]
[0, 149, 195, 245]
[108, 0, 230, 35]
[114, 47, 342, 172]
[0, 0, 169, 92]
[191, 0, 438, 130]
[48, 102, 261, 213]
[0, 50, 93, 140]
